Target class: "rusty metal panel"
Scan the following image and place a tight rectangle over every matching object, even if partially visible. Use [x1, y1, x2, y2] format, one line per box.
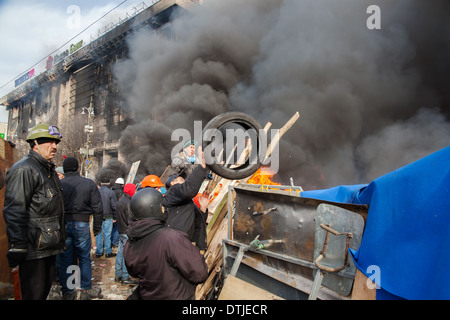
[313, 204, 365, 296]
[227, 185, 369, 298]
[233, 187, 317, 261]
[232, 186, 367, 262]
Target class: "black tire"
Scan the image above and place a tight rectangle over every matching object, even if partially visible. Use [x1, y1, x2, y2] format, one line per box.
[202, 112, 262, 180]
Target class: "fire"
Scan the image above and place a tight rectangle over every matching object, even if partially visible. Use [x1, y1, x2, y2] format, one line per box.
[247, 167, 281, 185]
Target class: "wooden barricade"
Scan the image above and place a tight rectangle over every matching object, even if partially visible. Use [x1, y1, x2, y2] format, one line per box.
[195, 112, 300, 299]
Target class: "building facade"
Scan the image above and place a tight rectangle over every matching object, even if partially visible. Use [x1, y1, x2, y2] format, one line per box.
[0, 0, 198, 179]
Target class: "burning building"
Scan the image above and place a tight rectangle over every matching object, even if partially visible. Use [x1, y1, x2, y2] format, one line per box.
[1, 0, 449, 301]
[1, 0, 449, 187]
[113, 0, 450, 188]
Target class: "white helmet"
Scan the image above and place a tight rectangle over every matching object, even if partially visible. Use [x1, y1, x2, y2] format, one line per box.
[115, 177, 125, 185]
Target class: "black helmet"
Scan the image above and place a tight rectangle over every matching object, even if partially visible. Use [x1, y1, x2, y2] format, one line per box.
[130, 188, 164, 220]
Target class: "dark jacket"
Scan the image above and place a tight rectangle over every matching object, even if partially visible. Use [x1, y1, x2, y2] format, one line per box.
[168, 153, 200, 178]
[116, 193, 132, 234]
[112, 184, 123, 201]
[3, 150, 65, 260]
[99, 185, 117, 219]
[162, 165, 207, 249]
[124, 219, 208, 300]
[60, 171, 103, 232]
[117, 183, 136, 234]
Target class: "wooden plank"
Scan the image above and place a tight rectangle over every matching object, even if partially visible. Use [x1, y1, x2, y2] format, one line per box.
[196, 218, 228, 300]
[206, 193, 229, 246]
[125, 160, 141, 184]
[203, 218, 228, 272]
[351, 269, 376, 300]
[218, 275, 284, 300]
[264, 111, 300, 162]
[159, 165, 172, 184]
[208, 179, 235, 214]
[195, 259, 222, 300]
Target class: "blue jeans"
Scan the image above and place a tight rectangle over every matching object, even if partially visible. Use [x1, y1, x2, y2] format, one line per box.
[96, 218, 113, 255]
[59, 221, 92, 294]
[115, 233, 129, 280]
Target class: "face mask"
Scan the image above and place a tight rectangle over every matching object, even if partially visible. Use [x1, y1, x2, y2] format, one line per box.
[189, 156, 196, 164]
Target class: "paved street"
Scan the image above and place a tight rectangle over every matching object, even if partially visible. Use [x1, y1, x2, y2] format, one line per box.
[47, 247, 137, 300]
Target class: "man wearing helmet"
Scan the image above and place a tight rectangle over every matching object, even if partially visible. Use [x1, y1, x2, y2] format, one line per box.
[3, 123, 65, 299]
[112, 177, 125, 200]
[124, 188, 208, 299]
[139, 174, 166, 194]
[168, 140, 201, 178]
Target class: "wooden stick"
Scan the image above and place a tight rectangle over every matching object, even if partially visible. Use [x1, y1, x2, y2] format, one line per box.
[264, 111, 300, 162]
[229, 121, 271, 169]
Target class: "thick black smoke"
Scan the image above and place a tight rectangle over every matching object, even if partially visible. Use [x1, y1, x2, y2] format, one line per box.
[95, 158, 128, 185]
[113, 0, 450, 189]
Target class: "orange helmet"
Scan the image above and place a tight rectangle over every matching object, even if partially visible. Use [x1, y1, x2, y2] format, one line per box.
[141, 175, 164, 188]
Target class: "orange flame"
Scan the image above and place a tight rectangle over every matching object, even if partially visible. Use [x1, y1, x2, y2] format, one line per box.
[247, 167, 281, 185]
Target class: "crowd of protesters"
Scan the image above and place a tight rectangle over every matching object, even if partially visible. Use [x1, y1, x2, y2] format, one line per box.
[3, 124, 209, 300]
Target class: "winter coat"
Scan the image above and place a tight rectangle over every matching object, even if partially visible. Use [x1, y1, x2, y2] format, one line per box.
[117, 183, 136, 234]
[124, 219, 208, 300]
[111, 184, 123, 201]
[99, 185, 117, 219]
[162, 165, 207, 250]
[3, 150, 65, 260]
[60, 171, 103, 232]
[116, 194, 131, 234]
[167, 152, 200, 178]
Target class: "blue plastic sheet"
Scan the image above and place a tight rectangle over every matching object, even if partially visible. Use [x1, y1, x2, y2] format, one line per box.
[301, 184, 367, 203]
[301, 146, 450, 299]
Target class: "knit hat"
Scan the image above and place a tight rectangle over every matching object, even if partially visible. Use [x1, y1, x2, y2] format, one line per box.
[63, 157, 78, 173]
[123, 183, 136, 197]
[165, 175, 179, 189]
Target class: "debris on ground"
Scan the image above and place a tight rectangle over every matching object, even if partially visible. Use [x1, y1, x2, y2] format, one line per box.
[47, 247, 137, 300]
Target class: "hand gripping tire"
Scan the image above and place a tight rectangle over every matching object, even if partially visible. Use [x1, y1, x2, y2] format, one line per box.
[202, 112, 262, 180]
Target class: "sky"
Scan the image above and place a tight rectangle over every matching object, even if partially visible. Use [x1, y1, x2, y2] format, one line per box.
[0, 0, 152, 122]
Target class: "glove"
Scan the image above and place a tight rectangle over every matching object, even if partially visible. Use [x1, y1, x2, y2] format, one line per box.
[7, 250, 27, 268]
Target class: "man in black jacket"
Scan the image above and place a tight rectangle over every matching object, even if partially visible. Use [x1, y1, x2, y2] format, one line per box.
[3, 123, 65, 300]
[96, 180, 117, 258]
[115, 183, 137, 285]
[162, 149, 208, 250]
[59, 157, 103, 300]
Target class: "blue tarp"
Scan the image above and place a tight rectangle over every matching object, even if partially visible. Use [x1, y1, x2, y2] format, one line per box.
[301, 184, 368, 203]
[301, 146, 450, 300]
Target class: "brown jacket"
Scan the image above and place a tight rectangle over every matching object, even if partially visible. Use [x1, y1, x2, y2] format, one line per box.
[124, 219, 208, 300]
